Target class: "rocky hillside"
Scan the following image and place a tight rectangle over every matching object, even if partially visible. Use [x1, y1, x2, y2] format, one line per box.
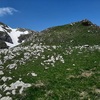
[0, 22, 37, 49]
[0, 19, 100, 100]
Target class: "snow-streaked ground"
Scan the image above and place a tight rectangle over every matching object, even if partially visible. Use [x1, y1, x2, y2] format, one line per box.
[0, 24, 29, 48]
[7, 28, 29, 47]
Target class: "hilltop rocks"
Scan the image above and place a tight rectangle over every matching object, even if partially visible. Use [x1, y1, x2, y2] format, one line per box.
[81, 19, 92, 26]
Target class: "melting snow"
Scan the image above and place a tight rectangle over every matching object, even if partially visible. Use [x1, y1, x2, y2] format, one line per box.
[7, 29, 29, 47]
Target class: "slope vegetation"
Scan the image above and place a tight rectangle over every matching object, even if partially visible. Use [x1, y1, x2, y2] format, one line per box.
[0, 19, 100, 100]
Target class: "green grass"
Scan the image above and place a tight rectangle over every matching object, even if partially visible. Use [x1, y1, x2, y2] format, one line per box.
[22, 48, 100, 100]
[41, 21, 100, 46]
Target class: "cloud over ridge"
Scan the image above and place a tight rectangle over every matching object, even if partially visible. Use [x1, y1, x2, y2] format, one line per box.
[0, 7, 18, 16]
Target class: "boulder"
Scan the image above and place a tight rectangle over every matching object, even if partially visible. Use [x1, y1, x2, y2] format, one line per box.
[81, 19, 92, 26]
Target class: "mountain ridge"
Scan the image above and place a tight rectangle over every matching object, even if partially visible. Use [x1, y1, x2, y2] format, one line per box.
[0, 19, 100, 49]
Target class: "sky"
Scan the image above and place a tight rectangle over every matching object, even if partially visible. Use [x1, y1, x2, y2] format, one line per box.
[0, 0, 100, 31]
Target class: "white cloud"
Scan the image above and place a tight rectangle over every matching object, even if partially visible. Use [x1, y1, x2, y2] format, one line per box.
[0, 7, 18, 16]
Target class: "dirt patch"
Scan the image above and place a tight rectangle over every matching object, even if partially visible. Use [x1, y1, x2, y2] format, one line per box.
[81, 71, 93, 78]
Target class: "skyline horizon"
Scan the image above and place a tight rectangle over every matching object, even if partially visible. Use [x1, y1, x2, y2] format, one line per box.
[0, 18, 100, 32]
[0, 0, 100, 31]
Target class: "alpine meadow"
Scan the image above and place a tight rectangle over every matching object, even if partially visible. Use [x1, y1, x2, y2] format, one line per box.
[0, 19, 100, 100]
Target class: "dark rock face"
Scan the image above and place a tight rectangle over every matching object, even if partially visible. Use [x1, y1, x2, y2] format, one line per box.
[0, 22, 12, 33]
[81, 19, 92, 26]
[0, 22, 13, 49]
[17, 28, 37, 43]
[0, 40, 9, 49]
[0, 31, 13, 43]
[18, 33, 33, 43]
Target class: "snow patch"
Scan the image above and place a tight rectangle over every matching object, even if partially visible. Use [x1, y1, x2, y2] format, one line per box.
[7, 29, 29, 47]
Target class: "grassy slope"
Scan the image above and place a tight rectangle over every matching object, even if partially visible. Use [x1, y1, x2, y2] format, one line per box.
[0, 20, 100, 100]
[19, 47, 100, 100]
[41, 21, 100, 45]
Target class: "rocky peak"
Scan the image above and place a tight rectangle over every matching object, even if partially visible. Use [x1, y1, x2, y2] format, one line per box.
[81, 19, 93, 26]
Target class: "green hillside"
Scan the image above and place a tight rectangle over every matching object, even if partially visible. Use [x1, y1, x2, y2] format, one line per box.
[40, 19, 100, 45]
[0, 19, 100, 100]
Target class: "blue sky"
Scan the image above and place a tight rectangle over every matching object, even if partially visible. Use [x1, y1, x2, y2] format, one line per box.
[0, 0, 100, 31]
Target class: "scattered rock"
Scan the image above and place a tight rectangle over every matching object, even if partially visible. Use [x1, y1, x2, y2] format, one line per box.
[80, 91, 88, 99]
[7, 64, 17, 69]
[0, 71, 4, 75]
[1, 76, 8, 82]
[31, 73, 37, 77]
[0, 94, 2, 98]
[0, 60, 3, 65]
[94, 89, 100, 94]
[0, 96, 12, 100]
[5, 81, 31, 94]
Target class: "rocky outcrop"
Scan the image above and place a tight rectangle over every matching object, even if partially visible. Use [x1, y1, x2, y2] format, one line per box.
[81, 19, 93, 26]
[0, 31, 13, 43]
[0, 40, 8, 49]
